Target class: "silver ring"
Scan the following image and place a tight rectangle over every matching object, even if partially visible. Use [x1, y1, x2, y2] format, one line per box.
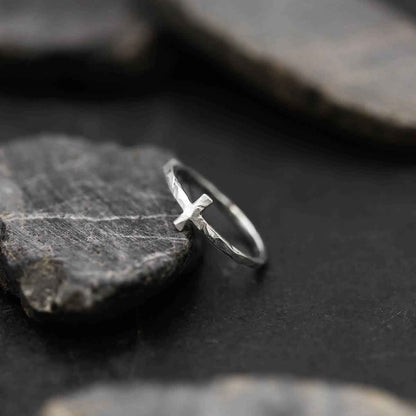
[163, 158, 267, 268]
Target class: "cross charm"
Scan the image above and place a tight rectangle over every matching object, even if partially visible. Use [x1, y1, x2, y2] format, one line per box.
[174, 193, 213, 231]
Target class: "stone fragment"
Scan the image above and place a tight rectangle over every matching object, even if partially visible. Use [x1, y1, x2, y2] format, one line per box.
[0, 136, 194, 320]
[152, 0, 416, 144]
[41, 376, 416, 416]
[0, 0, 155, 70]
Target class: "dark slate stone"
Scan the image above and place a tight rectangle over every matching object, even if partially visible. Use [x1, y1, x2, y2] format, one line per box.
[40, 376, 416, 416]
[152, 0, 416, 145]
[0, 136, 194, 320]
[0, 0, 155, 75]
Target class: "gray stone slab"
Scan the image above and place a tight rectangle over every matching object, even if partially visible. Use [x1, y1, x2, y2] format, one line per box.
[152, 0, 416, 144]
[0, 0, 154, 65]
[40, 376, 416, 416]
[0, 136, 194, 321]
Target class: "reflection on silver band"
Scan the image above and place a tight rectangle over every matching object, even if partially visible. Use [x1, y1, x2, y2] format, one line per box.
[163, 158, 267, 268]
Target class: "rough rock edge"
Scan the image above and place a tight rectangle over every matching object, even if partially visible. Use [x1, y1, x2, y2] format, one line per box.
[0, 137, 196, 322]
[151, 0, 416, 146]
[0, 234, 196, 322]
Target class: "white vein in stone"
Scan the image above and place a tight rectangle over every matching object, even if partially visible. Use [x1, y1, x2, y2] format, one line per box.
[1, 213, 177, 222]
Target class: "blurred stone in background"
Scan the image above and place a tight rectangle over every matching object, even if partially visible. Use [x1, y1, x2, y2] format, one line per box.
[41, 376, 416, 416]
[0, 0, 151, 59]
[0, 0, 159, 84]
[151, 0, 416, 145]
[2, 0, 416, 144]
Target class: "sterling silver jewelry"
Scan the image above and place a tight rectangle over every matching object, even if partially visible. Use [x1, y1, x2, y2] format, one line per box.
[163, 159, 267, 268]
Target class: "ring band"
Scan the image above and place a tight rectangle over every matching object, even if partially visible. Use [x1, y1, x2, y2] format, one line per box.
[163, 159, 267, 268]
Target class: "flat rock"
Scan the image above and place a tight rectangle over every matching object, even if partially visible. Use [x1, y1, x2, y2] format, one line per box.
[152, 0, 416, 145]
[0, 0, 154, 69]
[41, 376, 416, 416]
[0, 136, 194, 320]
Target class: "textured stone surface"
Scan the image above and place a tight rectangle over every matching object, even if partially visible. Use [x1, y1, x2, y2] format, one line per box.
[0, 136, 194, 320]
[41, 376, 416, 416]
[0, 0, 154, 67]
[152, 0, 416, 144]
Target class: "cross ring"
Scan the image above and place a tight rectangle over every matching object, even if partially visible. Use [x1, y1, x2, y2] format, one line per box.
[163, 158, 267, 268]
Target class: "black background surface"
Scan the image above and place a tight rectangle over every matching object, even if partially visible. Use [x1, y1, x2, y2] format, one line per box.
[2, 9, 416, 415]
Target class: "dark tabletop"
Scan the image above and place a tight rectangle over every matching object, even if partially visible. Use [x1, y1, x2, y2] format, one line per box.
[2, 33, 416, 415]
